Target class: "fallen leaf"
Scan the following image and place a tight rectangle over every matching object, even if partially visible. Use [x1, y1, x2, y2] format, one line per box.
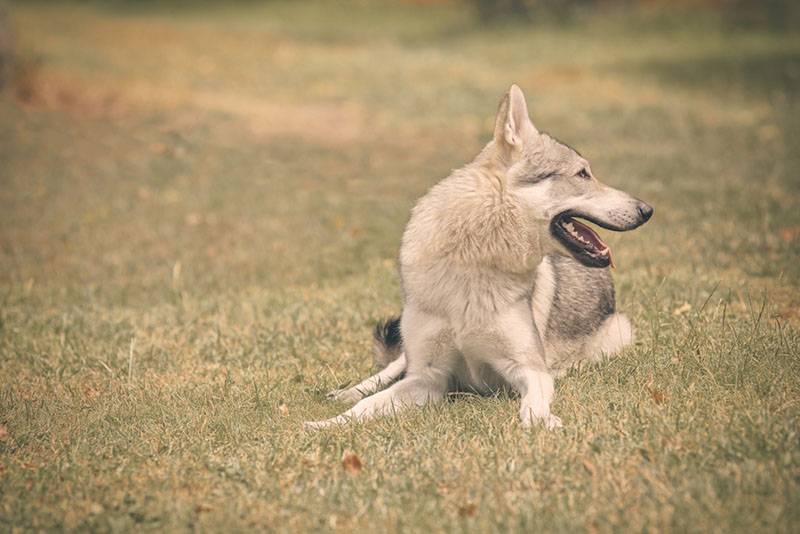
[0, 424, 7, 441]
[278, 403, 289, 416]
[342, 450, 362, 474]
[779, 227, 800, 242]
[458, 503, 478, 517]
[647, 386, 666, 405]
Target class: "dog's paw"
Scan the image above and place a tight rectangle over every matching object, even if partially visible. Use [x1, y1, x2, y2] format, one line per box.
[520, 410, 563, 430]
[542, 414, 563, 429]
[326, 387, 363, 403]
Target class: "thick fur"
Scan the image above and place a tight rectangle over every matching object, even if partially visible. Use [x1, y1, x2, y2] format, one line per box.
[306, 85, 651, 430]
[533, 255, 633, 375]
[372, 256, 633, 376]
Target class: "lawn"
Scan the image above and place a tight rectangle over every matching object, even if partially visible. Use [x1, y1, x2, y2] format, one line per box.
[1, 1, 799, 531]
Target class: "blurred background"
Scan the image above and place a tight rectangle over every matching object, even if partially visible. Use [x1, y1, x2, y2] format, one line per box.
[1, 0, 798, 300]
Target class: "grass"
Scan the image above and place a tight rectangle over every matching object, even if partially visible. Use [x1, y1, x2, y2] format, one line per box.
[1, 1, 799, 531]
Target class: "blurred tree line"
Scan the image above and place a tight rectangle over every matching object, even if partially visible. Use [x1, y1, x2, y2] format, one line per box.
[468, 0, 799, 29]
[0, 0, 797, 32]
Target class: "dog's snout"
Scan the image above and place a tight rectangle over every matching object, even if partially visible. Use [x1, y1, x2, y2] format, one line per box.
[637, 201, 654, 222]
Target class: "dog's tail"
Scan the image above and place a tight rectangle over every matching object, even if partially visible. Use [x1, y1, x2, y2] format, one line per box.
[591, 312, 634, 358]
[373, 316, 403, 370]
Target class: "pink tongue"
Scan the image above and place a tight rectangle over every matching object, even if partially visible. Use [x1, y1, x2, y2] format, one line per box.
[572, 219, 615, 267]
[571, 219, 605, 249]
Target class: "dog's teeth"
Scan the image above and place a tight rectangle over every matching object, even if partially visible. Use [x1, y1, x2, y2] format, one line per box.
[565, 223, 580, 239]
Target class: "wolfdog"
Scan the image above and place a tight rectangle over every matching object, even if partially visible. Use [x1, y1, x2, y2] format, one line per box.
[306, 85, 652, 429]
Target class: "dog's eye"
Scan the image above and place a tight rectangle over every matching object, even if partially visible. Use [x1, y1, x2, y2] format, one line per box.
[577, 168, 591, 179]
[523, 171, 557, 184]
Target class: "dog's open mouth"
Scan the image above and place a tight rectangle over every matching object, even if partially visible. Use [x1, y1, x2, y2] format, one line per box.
[551, 212, 614, 268]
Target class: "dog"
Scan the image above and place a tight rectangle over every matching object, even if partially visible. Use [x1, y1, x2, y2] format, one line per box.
[306, 84, 652, 429]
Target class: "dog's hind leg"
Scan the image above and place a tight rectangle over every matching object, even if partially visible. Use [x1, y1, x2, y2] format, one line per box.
[327, 317, 405, 403]
[327, 353, 407, 403]
[305, 371, 445, 429]
[305, 306, 454, 429]
[586, 312, 634, 361]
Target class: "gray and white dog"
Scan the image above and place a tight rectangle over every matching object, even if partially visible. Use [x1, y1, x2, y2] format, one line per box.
[306, 85, 652, 429]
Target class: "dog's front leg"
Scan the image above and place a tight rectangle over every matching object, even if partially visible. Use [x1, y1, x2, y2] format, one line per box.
[490, 300, 562, 429]
[515, 367, 561, 429]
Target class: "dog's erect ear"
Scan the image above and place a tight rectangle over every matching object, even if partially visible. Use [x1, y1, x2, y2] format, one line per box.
[494, 84, 538, 156]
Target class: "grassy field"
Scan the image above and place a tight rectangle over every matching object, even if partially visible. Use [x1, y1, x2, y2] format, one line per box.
[1, 1, 799, 531]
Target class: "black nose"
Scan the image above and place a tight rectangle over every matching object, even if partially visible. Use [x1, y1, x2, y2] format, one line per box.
[637, 201, 654, 222]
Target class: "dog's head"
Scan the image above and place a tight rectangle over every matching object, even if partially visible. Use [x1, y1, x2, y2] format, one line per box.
[490, 84, 652, 268]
